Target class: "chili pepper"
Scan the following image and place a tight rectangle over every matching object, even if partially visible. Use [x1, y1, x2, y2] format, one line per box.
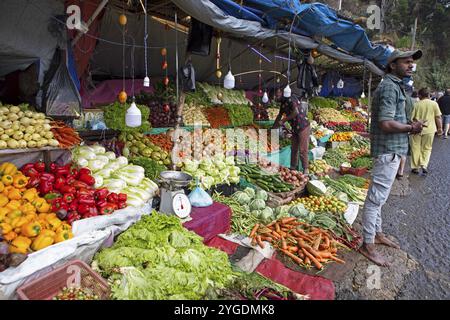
[77, 187, 95, 197]
[33, 161, 46, 173]
[60, 185, 76, 195]
[107, 193, 118, 204]
[39, 179, 53, 195]
[118, 193, 127, 203]
[117, 201, 127, 209]
[63, 193, 75, 203]
[78, 194, 95, 206]
[54, 176, 66, 191]
[77, 204, 91, 215]
[68, 199, 79, 212]
[66, 211, 81, 225]
[72, 180, 89, 190]
[99, 204, 115, 215]
[94, 188, 109, 201]
[78, 168, 91, 176]
[78, 174, 95, 186]
[40, 173, 55, 182]
[96, 199, 107, 210]
[23, 167, 40, 178]
[66, 174, 76, 186]
[27, 176, 40, 189]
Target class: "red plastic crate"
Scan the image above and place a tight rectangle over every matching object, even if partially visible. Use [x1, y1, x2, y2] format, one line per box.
[340, 166, 368, 177]
[16, 260, 110, 300]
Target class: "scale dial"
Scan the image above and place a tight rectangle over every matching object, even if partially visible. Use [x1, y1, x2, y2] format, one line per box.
[172, 193, 191, 218]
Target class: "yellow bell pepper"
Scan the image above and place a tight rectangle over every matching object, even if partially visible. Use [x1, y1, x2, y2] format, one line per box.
[54, 230, 73, 243]
[20, 203, 36, 215]
[33, 198, 50, 213]
[1, 175, 13, 186]
[56, 223, 72, 233]
[11, 216, 28, 229]
[3, 231, 18, 241]
[0, 222, 12, 234]
[21, 221, 42, 237]
[13, 175, 29, 189]
[22, 188, 38, 203]
[40, 229, 56, 238]
[0, 194, 9, 207]
[37, 218, 50, 230]
[46, 216, 62, 231]
[6, 199, 21, 211]
[9, 236, 31, 254]
[0, 163, 17, 176]
[7, 188, 22, 201]
[31, 234, 54, 251]
[24, 213, 37, 223]
[0, 181, 4, 193]
[7, 209, 23, 220]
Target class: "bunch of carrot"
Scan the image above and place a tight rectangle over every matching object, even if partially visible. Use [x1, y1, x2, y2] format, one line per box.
[249, 217, 346, 270]
[204, 107, 231, 128]
[50, 121, 82, 148]
[146, 134, 173, 152]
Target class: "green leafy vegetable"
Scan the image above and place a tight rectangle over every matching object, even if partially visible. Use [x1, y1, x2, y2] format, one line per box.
[223, 104, 254, 127]
[351, 156, 373, 169]
[104, 101, 151, 132]
[130, 157, 167, 180]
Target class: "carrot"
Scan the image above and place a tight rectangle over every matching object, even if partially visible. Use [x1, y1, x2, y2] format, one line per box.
[281, 249, 303, 265]
[281, 237, 288, 250]
[249, 224, 260, 238]
[279, 231, 287, 238]
[301, 248, 323, 270]
[260, 236, 273, 242]
[304, 256, 311, 265]
[275, 223, 281, 234]
[328, 255, 345, 264]
[313, 234, 322, 251]
[297, 249, 305, 259]
[287, 246, 299, 253]
[271, 231, 281, 239]
[266, 221, 277, 227]
[251, 237, 257, 246]
[298, 239, 322, 259]
[280, 217, 297, 225]
[256, 235, 265, 249]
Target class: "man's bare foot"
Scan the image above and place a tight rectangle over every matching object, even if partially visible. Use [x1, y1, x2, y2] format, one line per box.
[359, 243, 390, 267]
[375, 233, 400, 249]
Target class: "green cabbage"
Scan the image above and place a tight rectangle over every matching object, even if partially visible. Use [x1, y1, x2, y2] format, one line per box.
[249, 199, 265, 210]
[243, 187, 256, 200]
[232, 191, 251, 205]
[260, 207, 274, 223]
[289, 204, 309, 218]
[307, 180, 328, 196]
[255, 189, 268, 201]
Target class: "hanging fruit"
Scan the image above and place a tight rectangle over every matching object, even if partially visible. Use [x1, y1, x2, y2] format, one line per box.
[312, 49, 320, 58]
[163, 77, 170, 86]
[118, 91, 127, 104]
[163, 104, 170, 113]
[162, 61, 168, 70]
[119, 14, 127, 26]
[217, 92, 223, 101]
[258, 89, 263, 95]
[216, 70, 222, 79]
[161, 48, 167, 56]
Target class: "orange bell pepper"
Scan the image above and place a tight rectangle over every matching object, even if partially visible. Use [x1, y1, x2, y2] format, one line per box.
[21, 221, 42, 237]
[7, 188, 22, 201]
[13, 175, 29, 189]
[3, 231, 18, 241]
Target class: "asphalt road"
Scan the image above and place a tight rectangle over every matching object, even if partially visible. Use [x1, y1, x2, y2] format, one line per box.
[382, 136, 450, 299]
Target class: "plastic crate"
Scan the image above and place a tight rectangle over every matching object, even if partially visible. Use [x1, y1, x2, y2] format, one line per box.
[339, 166, 368, 177]
[16, 260, 110, 300]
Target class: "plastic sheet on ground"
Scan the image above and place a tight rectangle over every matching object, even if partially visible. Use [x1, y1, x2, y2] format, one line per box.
[206, 235, 335, 300]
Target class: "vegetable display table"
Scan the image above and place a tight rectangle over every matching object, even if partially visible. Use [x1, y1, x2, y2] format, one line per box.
[183, 202, 231, 244]
[0, 147, 71, 169]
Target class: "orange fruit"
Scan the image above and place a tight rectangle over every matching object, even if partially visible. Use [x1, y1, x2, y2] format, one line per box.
[118, 91, 127, 104]
[119, 14, 127, 26]
[161, 48, 167, 56]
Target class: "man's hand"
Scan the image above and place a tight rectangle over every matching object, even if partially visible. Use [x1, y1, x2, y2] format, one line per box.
[410, 120, 424, 134]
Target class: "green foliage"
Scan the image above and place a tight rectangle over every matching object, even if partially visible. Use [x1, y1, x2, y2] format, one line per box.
[103, 101, 151, 132]
[223, 104, 254, 126]
[309, 97, 339, 110]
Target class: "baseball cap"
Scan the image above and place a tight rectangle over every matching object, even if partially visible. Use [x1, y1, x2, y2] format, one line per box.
[387, 49, 422, 64]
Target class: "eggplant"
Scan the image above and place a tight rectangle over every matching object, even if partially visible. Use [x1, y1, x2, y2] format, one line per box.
[56, 209, 68, 220]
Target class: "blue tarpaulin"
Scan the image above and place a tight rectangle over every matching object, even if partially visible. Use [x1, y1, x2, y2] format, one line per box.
[208, 0, 392, 68]
[320, 71, 363, 98]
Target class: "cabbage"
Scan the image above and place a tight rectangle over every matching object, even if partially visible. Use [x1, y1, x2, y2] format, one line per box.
[228, 167, 240, 177]
[183, 159, 199, 172]
[96, 155, 110, 165]
[289, 204, 309, 218]
[249, 199, 265, 210]
[260, 207, 274, 223]
[75, 157, 89, 168]
[103, 160, 122, 172]
[201, 176, 215, 190]
[243, 187, 256, 200]
[96, 168, 113, 179]
[252, 210, 262, 218]
[229, 176, 240, 184]
[231, 191, 251, 205]
[123, 186, 152, 201]
[92, 174, 104, 189]
[274, 205, 291, 219]
[225, 156, 235, 166]
[103, 178, 127, 190]
[255, 189, 268, 201]
[193, 169, 206, 178]
[104, 151, 117, 160]
[116, 156, 129, 167]
[307, 180, 327, 196]
[214, 160, 226, 171]
[88, 159, 106, 172]
[91, 145, 106, 154]
[77, 149, 96, 160]
[126, 194, 145, 207]
[141, 178, 159, 194]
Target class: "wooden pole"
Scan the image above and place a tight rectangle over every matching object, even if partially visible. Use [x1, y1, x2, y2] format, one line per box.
[367, 72, 373, 129]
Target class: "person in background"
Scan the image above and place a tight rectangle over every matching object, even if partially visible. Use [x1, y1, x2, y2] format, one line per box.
[411, 91, 420, 103]
[273, 95, 311, 174]
[410, 88, 443, 176]
[360, 49, 425, 267]
[438, 89, 450, 139]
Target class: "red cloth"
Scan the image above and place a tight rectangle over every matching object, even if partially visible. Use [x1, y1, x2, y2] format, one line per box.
[81, 79, 154, 109]
[183, 202, 231, 244]
[205, 236, 335, 300]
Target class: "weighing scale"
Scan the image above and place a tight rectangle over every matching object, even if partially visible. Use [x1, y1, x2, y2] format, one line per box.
[158, 171, 192, 218]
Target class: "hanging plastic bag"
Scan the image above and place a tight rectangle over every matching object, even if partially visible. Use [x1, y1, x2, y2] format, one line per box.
[188, 179, 213, 208]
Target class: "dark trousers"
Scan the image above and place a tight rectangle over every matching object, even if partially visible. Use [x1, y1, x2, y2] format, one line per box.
[291, 125, 310, 171]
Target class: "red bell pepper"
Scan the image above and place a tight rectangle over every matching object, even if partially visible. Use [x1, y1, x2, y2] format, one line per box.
[72, 180, 89, 190]
[40, 173, 55, 182]
[54, 176, 66, 191]
[60, 185, 76, 195]
[63, 193, 75, 203]
[66, 174, 77, 186]
[67, 211, 81, 225]
[99, 204, 115, 215]
[78, 168, 91, 176]
[107, 193, 119, 204]
[77, 203, 91, 215]
[78, 173, 95, 186]
[33, 161, 46, 173]
[78, 194, 95, 206]
[108, 202, 118, 211]
[21, 163, 35, 172]
[70, 166, 79, 177]
[86, 207, 99, 218]
[51, 198, 68, 212]
[55, 165, 70, 177]
[95, 188, 109, 201]
[44, 192, 61, 203]
[77, 187, 95, 197]
[27, 176, 40, 188]
[117, 201, 127, 209]
[118, 193, 127, 203]
[22, 167, 40, 178]
[68, 199, 79, 212]
[39, 179, 53, 195]
[96, 199, 107, 210]
[49, 163, 58, 174]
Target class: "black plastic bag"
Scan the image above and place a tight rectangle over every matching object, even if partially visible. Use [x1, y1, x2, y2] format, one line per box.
[186, 18, 213, 56]
[41, 48, 81, 118]
[179, 61, 196, 92]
